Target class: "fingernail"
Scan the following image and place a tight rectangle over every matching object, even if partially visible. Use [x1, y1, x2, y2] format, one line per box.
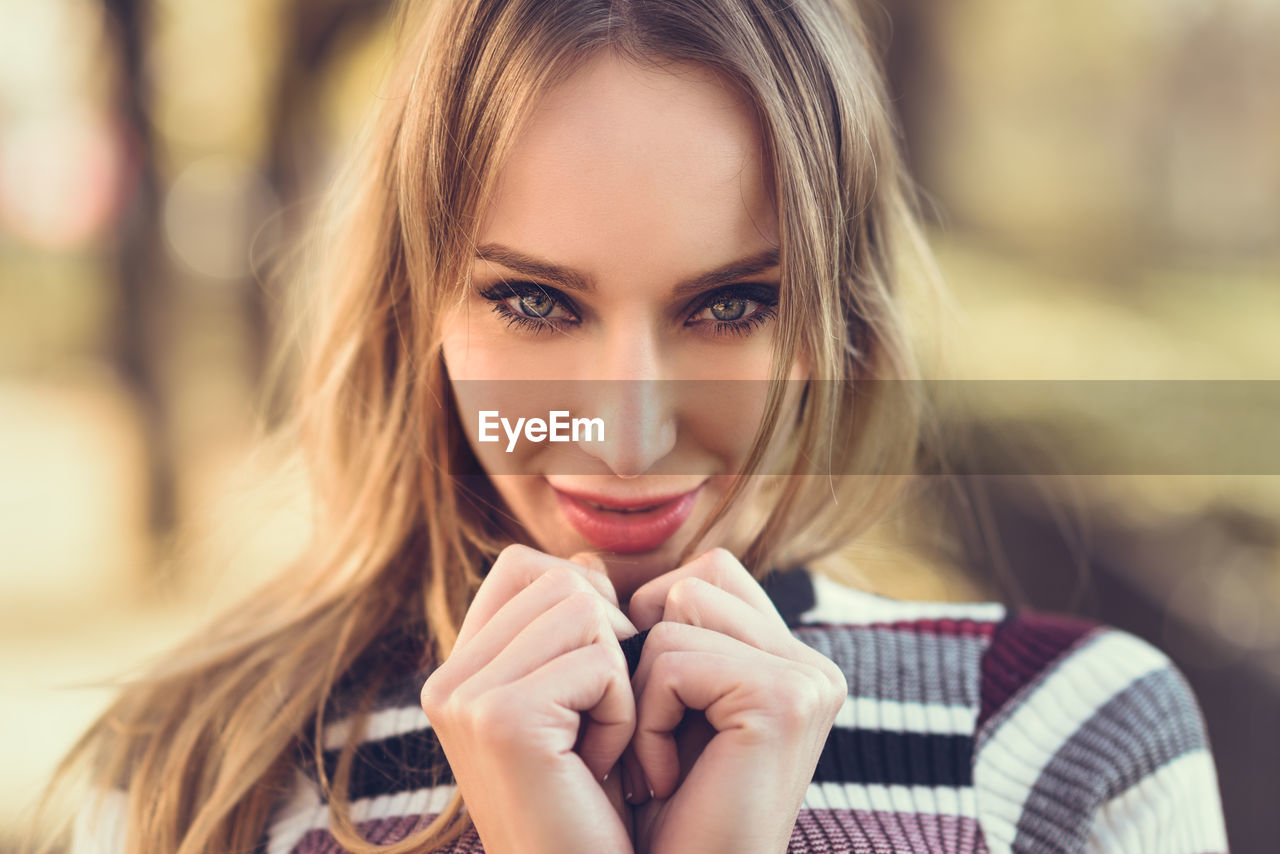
[625, 762, 645, 804]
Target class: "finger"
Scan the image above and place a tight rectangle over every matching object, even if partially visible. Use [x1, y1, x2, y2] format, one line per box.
[511, 641, 636, 781]
[460, 591, 625, 697]
[456, 544, 617, 649]
[567, 551, 619, 608]
[631, 620, 762, 703]
[627, 623, 757, 801]
[628, 547, 784, 632]
[633, 650, 801, 800]
[659, 575, 790, 653]
[658, 576, 841, 686]
[437, 566, 636, 695]
[620, 741, 647, 806]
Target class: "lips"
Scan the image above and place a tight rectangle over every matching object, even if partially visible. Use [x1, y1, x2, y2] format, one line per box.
[552, 485, 703, 553]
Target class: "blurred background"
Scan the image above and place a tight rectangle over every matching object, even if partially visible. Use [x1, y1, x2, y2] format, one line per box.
[1, 0, 1276, 850]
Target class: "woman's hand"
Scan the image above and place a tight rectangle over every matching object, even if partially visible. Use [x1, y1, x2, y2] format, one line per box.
[621, 548, 848, 854]
[420, 544, 639, 854]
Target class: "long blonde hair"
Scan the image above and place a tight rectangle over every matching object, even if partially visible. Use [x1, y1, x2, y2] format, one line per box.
[26, 0, 936, 850]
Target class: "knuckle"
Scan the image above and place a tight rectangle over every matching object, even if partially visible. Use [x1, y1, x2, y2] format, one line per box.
[419, 674, 441, 711]
[469, 690, 521, 740]
[488, 543, 548, 589]
[808, 665, 844, 709]
[494, 542, 535, 570]
[827, 662, 849, 699]
[563, 588, 604, 615]
[701, 547, 739, 586]
[592, 639, 627, 675]
[668, 576, 705, 602]
[419, 662, 458, 712]
[773, 672, 824, 725]
[665, 577, 709, 626]
[559, 591, 613, 638]
[706, 546, 736, 564]
[795, 644, 849, 695]
[646, 619, 684, 649]
[541, 563, 584, 592]
[649, 649, 684, 686]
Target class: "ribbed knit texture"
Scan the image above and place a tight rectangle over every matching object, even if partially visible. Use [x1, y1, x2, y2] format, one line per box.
[70, 568, 1230, 853]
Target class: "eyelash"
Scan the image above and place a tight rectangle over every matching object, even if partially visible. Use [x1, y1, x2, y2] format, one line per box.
[477, 281, 780, 338]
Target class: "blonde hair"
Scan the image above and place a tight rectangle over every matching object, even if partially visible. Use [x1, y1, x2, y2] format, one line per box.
[26, 0, 937, 851]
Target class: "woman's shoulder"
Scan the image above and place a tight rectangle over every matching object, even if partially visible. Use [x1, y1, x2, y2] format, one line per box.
[788, 565, 1215, 762]
[785, 566, 1208, 719]
[786, 567, 1229, 851]
[967, 605, 1228, 852]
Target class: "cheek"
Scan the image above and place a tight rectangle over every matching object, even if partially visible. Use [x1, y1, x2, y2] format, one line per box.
[447, 382, 552, 478]
[440, 308, 557, 474]
[676, 380, 772, 467]
[439, 307, 509, 383]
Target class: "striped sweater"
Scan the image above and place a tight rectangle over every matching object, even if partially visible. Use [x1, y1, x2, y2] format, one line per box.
[72, 567, 1229, 853]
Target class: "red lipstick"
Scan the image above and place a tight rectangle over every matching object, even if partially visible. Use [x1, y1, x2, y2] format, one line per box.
[552, 485, 702, 553]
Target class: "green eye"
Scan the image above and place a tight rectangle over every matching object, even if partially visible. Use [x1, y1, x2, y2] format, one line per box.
[478, 280, 577, 335]
[709, 297, 748, 321]
[686, 284, 780, 338]
[518, 293, 556, 318]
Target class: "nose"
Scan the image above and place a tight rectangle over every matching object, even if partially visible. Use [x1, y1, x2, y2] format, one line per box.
[574, 323, 676, 478]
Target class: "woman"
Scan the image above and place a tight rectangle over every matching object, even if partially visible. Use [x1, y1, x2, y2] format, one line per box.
[32, 0, 1228, 852]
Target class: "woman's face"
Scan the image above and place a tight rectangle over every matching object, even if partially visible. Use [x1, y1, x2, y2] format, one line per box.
[441, 50, 802, 606]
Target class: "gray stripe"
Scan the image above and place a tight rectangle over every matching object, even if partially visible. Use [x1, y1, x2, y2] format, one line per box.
[1009, 666, 1209, 853]
[792, 624, 990, 707]
[358, 624, 992, 717]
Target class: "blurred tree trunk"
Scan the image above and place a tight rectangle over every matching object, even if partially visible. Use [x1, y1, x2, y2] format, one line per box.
[862, 0, 942, 199]
[252, 0, 392, 425]
[104, 0, 178, 551]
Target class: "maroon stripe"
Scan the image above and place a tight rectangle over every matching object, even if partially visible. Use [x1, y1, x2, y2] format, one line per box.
[289, 814, 483, 853]
[976, 610, 1099, 733]
[790, 808, 990, 853]
[798, 617, 1000, 637]
[286, 808, 992, 852]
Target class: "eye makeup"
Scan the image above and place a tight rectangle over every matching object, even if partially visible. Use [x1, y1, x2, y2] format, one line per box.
[476, 279, 780, 338]
[478, 280, 580, 334]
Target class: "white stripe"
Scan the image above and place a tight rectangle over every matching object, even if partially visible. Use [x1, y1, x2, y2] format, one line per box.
[347, 784, 459, 822]
[801, 572, 1006, 625]
[1084, 750, 1228, 854]
[266, 783, 458, 854]
[322, 704, 431, 751]
[320, 696, 976, 743]
[268, 779, 986, 849]
[973, 629, 1172, 854]
[803, 781, 977, 817]
[834, 695, 975, 735]
[265, 768, 325, 854]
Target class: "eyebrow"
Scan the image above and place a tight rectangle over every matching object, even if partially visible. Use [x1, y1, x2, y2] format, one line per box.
[473, 243, 781, 299]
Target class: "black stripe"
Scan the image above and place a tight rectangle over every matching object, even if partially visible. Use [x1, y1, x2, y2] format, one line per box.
[762, 565, 817, 628]
[320, 728, 454, 801]
[814, 729, 974, 787]
[620, 628, 650, 676]
[318, 724, 971, 801]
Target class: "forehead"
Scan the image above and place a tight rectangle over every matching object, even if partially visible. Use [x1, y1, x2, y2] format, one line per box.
[477, 51, 779, 280]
